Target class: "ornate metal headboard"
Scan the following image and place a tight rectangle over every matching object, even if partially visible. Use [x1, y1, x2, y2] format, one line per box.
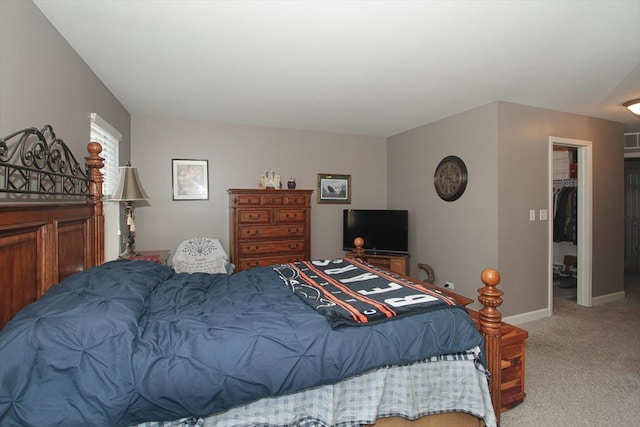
[0, 125, 91, 198]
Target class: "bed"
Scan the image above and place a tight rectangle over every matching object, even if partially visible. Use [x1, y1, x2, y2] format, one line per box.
[0, 126, 504, 427]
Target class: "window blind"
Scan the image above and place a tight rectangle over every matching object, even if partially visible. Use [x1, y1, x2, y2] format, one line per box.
[90, 113, 120, 196]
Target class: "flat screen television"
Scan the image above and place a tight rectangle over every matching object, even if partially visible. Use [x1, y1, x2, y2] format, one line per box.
[342, 209, 409, 255]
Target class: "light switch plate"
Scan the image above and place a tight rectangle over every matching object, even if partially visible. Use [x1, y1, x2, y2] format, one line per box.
[539, 209, 548, 221]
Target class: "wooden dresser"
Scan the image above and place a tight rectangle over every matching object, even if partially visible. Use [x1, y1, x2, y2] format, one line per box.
[228, 189, 312, 272]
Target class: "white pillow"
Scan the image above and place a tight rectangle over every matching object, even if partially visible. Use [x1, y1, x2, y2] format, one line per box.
[172, 237, 233, 274]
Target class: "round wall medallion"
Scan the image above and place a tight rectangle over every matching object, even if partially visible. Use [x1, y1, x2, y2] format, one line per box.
[433, 155, 468, 201]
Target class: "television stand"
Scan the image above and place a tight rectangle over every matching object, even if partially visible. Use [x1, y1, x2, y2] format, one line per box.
[346, 252, 410, 276]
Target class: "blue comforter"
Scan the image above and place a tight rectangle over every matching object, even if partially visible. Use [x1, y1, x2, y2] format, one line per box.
[0, 260, 484, 426]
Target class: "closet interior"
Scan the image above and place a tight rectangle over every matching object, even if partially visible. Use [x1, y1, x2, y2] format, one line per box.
[553, 146, 578, 290]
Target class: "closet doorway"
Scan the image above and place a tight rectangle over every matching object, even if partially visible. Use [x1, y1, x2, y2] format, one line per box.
[624, 158, 640, 273]
[548, 137, 593, 314]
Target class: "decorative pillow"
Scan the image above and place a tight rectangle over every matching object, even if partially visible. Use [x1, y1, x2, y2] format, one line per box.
[172, 237, 234, 274]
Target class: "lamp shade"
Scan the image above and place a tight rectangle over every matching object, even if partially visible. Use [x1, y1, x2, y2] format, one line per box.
[111, 165, 149, 201]
[624, 98, 640, 117]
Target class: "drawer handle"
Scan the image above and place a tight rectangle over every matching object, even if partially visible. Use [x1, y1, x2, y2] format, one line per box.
[246, 245, 260, 252]
[288, 228, 300, 234]
[248, 214, 263, 220]
[288, 243, 300, 249]
[245, 230, 259, 236]
[285, 213, 298, 219]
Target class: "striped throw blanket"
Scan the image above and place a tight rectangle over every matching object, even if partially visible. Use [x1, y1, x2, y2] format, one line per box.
[274, 258, 461, 328]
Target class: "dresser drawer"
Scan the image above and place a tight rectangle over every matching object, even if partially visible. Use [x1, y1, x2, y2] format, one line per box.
[238, 254, 306, 270]
[237, 209, 271, 224]
[276, 209, 306, 223]
[233, 194, 262, 206]
[238, 225, 306, 240]
[261, 194, 285, 205]
[285, 194, 309, 206]
[239, 240, 306, 256]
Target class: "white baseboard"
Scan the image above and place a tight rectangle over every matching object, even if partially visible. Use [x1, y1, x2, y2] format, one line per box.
[592, 291, 626, 306]
[503, 308, 550, 326]
[501, 291, 626, 326]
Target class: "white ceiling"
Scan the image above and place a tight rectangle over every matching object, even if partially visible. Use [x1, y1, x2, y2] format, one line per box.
[34, 0, 640, 137]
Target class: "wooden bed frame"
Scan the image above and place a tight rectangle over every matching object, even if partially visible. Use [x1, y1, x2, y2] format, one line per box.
[0, 126, 504, 426]
[351, 240, 504, 426]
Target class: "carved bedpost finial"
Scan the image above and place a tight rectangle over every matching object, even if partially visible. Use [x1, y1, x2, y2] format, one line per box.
[85, 142, 104, 215]
[352, 237, 366, 258]
[478, 268, 503, 423]
[478, 268, 503, 333]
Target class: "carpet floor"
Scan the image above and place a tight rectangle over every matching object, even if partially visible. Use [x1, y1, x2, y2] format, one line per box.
[499, 273, 640, 426]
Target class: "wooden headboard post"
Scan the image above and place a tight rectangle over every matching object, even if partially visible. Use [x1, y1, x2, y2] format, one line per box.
[85, 141, 105, 266]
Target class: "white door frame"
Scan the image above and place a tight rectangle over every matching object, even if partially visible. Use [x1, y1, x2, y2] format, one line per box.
[548, 136, 593, 313]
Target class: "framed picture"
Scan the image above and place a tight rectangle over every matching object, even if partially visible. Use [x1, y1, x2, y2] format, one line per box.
[172, 159, 209, 200]
[317, 173, 351, 204]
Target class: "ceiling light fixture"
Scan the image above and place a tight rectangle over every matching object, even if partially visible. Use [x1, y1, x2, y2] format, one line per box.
[624, 98, 640, 117]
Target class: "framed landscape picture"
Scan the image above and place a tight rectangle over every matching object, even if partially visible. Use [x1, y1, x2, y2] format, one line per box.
[317, 173, 351, 204]
[172, 159, 209, 200]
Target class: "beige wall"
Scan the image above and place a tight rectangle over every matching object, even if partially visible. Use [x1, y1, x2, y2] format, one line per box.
[130, 115, 387, 260]
[0, 0, 131, 163]
[388, 101, 624, 316]
[497, 102, 624, 315]
[387, 104, 500, 308]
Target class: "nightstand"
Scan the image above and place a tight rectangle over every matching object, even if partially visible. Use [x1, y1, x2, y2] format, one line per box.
[499, 321, 528, 411]
[125, 250, 170, 265]
[468, 310, 528, 412]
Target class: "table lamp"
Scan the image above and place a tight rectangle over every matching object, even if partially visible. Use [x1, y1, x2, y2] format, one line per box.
[111, 163, 149, 257]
